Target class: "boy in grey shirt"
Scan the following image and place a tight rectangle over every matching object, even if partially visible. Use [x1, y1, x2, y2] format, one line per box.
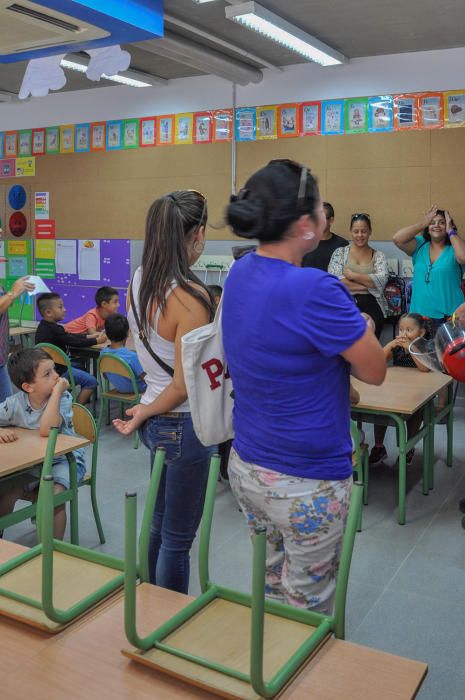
[0, 348, 86, 539]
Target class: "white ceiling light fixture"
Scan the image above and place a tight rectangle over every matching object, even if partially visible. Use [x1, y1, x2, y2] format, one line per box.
[191, 1, 220, 4]
[60, 58, 165, 87]
[225, 2, 346, 67]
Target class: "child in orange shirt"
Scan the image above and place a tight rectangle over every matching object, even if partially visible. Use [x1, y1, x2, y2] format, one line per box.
[64, 286, 119, 335]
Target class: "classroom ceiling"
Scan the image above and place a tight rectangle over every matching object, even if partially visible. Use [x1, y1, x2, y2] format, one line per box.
[2, 0, 465, 96]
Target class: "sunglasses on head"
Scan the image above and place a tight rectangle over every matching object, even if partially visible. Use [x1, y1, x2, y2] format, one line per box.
[268, 158, 309, 208]
[351, 212, 371, 223]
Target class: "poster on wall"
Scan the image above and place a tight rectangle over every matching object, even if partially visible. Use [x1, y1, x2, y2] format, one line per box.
[235, 108, 256, 141]
[16, 158, 35, 177]
[256, 105, 277, 139]
[418, 93, 444, 129]
[18, 130, 32, 156]
[90, 122, 106, 151]
[393, 94, 419, 130]
[4, 132, 17, 157]
[175, 113, 193, 145]
[345, 97, 368, 133]
[445, 91, 465, 127]
[75, 124, 90, 152]
[34, 192, 49, 220]
[123, 119, 139, 149]
[0, 133, 3, 158]
[157, 115, 174, 145]
[60, 125, 75, 153]
[140, 116, 156, 147]
[368, 96, 393, 132]
[46, 126, 60, 154]
[212, 110, 232, 142]
[78, 239, 101, 280]
[106, 121, 122, 150]
[32, 128, 45, 155]
[300, 102, 320, 135]
[56, 239, 77, 274]
[321, 100, 344, 135]
[277, 104, 299, 138]
[194, 112, 212, 144]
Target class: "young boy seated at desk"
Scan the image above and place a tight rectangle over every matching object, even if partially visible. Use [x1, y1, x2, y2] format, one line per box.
[64, 286, 120, 337]
[101, 313, 146, 394]
[35, 293, 104, 405]
[0, 348, 87, 539]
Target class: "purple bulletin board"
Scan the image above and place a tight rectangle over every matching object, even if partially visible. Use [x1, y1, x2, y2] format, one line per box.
[101, 239, 131, 287]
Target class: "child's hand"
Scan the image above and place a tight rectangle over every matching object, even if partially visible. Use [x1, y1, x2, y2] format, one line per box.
[95, 333, 106, 344]
[53, 377, 70, 394]
[395, 335, 410, 350]
[0, 428, 18, 443]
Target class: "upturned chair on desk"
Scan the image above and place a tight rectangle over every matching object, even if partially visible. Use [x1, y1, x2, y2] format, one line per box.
[123, 448, 363, 700]
[97, 354, 142, 449]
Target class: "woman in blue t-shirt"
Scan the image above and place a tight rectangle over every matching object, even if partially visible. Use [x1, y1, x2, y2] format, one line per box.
[223, 160, 386, 614]
[393, 207, 465, 334]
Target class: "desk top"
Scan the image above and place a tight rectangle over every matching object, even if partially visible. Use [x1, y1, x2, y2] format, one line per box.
[0, 428, 89, 478]
[0, 540, 427, 700]
[9, 326, 36, 337]
[352, 366, 453, 416]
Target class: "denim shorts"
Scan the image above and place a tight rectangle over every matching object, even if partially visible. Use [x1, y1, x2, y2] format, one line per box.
[24, 456, 86, 491]
[65, 366, 97, 390]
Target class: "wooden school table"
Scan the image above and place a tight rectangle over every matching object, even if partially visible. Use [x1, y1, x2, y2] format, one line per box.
[0, 428, 90, 543]
[9, 325, 36, 348]
[0, 540, 427, 700]
[351, 366, 453, 525]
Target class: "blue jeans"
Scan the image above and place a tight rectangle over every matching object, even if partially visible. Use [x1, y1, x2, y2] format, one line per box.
[139, 413, 215, 593]
[0, 365, 12, 402]
[64, 366, 97, 390]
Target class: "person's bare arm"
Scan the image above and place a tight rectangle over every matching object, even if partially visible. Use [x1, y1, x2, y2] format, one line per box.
[39, 378, 69, 437]
[445, 211, 465, 264]
[393, 206, 437, 256]
[0, 277, 35, 314]
[341, 328, 386, 385]
[344, 268, 375, 289]
[0, 428, 18, 443]
[341, 279, 367, 293]
[383, 339, 398, 362]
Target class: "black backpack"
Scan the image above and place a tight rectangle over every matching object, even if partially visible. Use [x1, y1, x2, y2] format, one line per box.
[384, 274, 406, 316]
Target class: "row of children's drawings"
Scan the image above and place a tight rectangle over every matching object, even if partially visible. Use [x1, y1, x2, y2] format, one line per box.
[2, 90, 465, 158]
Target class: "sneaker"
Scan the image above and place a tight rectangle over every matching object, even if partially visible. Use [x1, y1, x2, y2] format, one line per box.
[394, 449, 415, 469]
[369, 445, 387, 464]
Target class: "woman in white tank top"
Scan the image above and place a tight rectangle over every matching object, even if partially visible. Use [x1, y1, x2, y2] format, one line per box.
[113, 190, 215, 593]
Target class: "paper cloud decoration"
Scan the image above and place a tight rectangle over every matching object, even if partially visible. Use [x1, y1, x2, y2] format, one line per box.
[86, 45, 131, 81]
[19, 54, 66, 99]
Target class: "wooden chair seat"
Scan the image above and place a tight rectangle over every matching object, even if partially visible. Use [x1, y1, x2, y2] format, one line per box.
[103, 389, 137, 401]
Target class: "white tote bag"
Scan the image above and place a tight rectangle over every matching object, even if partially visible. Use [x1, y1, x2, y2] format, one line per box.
[181, 293, 234, 446]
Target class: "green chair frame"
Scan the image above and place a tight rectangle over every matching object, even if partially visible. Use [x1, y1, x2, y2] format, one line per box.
[35, 342, 78, 401]
[351, 420, 368, 531]
[97, 353, 142, 449]
[124, 448, 363, 698]
[0, 429, 124, 626]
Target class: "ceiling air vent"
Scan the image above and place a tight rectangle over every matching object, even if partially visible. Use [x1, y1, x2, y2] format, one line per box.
[6, 3, 80, 32]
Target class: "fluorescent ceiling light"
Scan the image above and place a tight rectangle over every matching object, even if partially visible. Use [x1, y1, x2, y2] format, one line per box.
[191, 1, 219, 4]
[60, 58, 154, 87]
[225, 2, 346, 67]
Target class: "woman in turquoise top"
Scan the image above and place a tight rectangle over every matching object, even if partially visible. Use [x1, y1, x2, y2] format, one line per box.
[393, 207, 465, 333]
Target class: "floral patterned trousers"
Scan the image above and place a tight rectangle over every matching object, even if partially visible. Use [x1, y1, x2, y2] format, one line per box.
[229, 448, 352, 615]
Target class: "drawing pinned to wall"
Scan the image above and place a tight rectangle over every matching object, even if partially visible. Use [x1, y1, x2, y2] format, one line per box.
[0, 160, 15, 178]
[322, 100, 344, 135]
[56, 239, 76, 274]
[32, 128, 45, 155]
[277, 104, 299, 138]
[368, 96, 393, 132]
[90, 122, 106, 151]
[15, 158, 35, 177]
[213, 110, 232, 142]
[8, 256, 28, 277]
[300, 102, 320, 135]
[445, 91, 465, 127]
[78, 239, 101, 280]
[175, 113, 193, 145]
[18, 130, 32, 157]
[46, 126, 60, 154]
[157, 115, 174, 146]
[123, 119, 139, 149]
[345, 97, 368, 133]
[256, 106, 277, 139]
[140, 116, 156, 147]
[75, 124, 90, 152]
[393, 94, 419, 130]
[194, 113, 212, 144]
[60, 125, 75, 153]
[418, 93, 444, 129]
[106, 121, 122, 150]
[4, 132, 17, 158]
[235, 108, 256, 141]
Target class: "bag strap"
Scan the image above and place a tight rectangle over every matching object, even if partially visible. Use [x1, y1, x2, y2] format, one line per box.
[129, 274, 174, 378]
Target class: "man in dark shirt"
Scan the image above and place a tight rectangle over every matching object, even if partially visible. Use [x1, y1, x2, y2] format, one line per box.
[35, 292, 104, 404]
[301, 202, 348, 271]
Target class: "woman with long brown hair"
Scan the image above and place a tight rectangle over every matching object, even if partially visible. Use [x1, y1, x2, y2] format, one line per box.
[113, 190, 215, 593]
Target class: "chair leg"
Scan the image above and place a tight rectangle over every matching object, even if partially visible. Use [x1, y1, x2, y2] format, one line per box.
[363, 450, 369, 506]
[97, 396, 105, 439]
[106, 398, 111, 426]
[90, 481, 105, 544]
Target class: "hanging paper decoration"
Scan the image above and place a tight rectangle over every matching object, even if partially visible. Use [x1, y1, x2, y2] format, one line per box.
[139, 117, 156, 147]
[32, 128, 45, 155]
[418, 93, 444, 129]
[277, 104, 299, 138]
[213, 110, 233, 142]
[106, 121, 123, 150]
[345, 97, 368, 134]
[175, 113, 193, 145]
[444, 91, 465, 128]
[194, 112, 213, 144]
[157, 115, 174, 145]
[256, 105, 277, 139]
[322, 100, 344, 135]
[90, 122, 106, 151]
[123, 119, 139, 149]
[368, 96, 393, 132]
[393, 94, 419, 130]
[4, 132, 18, 157]
[75, 124, 90, 152]
[235, 108, 256, 141]
[300, 102, 320, 135]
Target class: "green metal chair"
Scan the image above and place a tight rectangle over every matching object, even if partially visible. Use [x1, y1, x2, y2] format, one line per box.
[124, 448, 363, 698]
[35, 342, 78, 401]
[97, 353, 142, 449]
[0, 429, 125, 632]
[72, 402, 105, 544]
[351, 420, 368, 531]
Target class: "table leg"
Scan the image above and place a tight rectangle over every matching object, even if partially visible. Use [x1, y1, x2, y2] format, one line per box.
[428, 400, 435, 491]
[446, 383, 454, 467]
[422, 401, 431, 496]
[392, 415, 407, 525]
[67, 453, 79, 545]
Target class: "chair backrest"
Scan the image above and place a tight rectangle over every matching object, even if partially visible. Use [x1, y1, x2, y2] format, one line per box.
[98, 353, 139, 395]
[36, 342, 71, 369]
[72, 402, 97, 443]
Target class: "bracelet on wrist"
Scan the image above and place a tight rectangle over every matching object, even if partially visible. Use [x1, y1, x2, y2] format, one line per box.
[448, 229, 458, 238]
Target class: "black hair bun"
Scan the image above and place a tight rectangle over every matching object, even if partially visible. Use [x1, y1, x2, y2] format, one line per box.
[226, 198, 265, 240]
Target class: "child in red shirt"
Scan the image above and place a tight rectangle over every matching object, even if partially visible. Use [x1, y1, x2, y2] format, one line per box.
[64, 286, 119, 335]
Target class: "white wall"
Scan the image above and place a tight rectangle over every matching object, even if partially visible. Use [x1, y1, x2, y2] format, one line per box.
[1, 46, 465, 130]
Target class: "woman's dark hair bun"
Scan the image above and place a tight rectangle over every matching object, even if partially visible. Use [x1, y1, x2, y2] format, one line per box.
[226, 198, 265, 240]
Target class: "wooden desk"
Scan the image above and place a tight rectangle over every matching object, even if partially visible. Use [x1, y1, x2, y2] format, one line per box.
[9, 325, 36, 347]
[352, 367, 453, 524]
[0, 565, 427, 700]
[0, 429, 90, 543]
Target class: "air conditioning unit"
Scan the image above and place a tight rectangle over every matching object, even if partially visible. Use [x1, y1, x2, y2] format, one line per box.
[0, 0, 163, 63]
